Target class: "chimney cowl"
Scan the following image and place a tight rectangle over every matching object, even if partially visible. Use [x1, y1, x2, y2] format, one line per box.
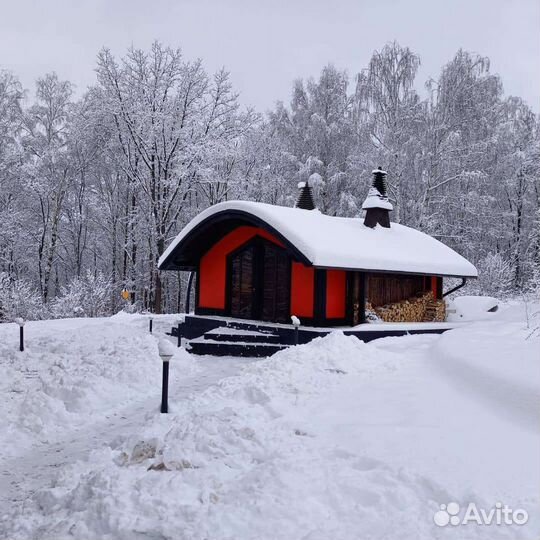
[295, 180, 316, 210]
[363, 167, 392, 228]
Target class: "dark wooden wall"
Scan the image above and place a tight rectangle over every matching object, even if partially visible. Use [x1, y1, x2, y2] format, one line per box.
[367, 273, 429, 307]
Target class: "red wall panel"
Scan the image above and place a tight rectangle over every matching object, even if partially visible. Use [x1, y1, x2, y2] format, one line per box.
[431, 276, 442, 300]
[290, 262, 314, 318]
[326, 270, 346, 319]
[198, 226, 283, 309]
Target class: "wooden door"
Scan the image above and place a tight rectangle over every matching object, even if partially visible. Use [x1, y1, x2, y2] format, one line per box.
[261, 243, 290, 323]
[351, 272, 366, 325]
[229, 238, 290, 323]
[230, 245, 255, 319]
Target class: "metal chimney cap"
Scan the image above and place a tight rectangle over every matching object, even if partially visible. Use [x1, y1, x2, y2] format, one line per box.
[295, 180, 316, 210]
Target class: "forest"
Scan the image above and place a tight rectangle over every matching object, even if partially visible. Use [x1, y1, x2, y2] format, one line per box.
[0, 41, 538, 319]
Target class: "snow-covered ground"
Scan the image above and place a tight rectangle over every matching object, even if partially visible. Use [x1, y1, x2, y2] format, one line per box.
[1, 302, 539, 539]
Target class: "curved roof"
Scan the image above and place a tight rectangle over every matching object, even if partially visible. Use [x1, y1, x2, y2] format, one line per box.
[158, 201, 478, 278]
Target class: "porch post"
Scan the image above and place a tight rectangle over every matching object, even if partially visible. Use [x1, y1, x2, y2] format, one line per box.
[359, 272, 366, 324]
[185, 271, 194, 313]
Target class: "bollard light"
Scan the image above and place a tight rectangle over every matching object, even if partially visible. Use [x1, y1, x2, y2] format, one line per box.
[14, 318, 25, 352]
[291, 315, 301, 346]
[176, 319, 183, 348]
[158, 338, 175, 413]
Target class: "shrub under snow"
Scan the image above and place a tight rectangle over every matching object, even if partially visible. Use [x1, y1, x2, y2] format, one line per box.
[0, 272, 44, 322]
[50, 271, 112, 318]
[471, 252, 514, 296]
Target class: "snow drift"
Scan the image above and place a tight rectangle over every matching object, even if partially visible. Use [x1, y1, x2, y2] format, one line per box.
[2, 302, 538, 540]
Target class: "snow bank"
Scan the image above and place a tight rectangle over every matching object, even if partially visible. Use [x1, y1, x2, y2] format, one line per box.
[433, 311, 540, 431]
[446, 295, 499, 322]
[0, 315, 195, 459]
[6, 334, 432, 539]
[5, 322, 539, 540]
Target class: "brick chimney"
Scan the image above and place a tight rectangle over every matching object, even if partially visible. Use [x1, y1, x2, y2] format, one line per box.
[362, 167, 393, 228]
[295, 181, 316, 210]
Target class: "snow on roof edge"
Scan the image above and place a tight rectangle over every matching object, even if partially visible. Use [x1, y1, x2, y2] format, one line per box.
[158, 201, 314, 269]
[159, 201, 478, 277]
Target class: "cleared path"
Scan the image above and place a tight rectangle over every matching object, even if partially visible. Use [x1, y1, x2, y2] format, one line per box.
[0, 343, 254, 516]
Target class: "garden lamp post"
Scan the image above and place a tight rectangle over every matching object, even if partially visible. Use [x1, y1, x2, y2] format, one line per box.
[158, 338, 175, 413]
[15, 318, 25, 352]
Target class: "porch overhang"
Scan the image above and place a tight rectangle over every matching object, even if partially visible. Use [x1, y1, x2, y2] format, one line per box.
[158, 209, 312, 271]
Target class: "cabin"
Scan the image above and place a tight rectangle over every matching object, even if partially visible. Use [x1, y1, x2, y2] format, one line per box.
[158, 169, 477, 356]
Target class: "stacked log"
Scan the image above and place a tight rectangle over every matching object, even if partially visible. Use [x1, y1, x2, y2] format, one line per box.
[367, 291, 446, 323]
[422, 295, 446, 322]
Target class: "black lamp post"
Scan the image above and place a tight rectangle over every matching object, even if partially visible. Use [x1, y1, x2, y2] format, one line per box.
[158, 338, 174, 413]
[15, 318, 25, 352]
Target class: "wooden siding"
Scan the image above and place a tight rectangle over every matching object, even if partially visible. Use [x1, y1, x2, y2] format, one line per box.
[367, 273, 429, 307]
[261, 243, 290, 323]
[230, 245, 255, 319]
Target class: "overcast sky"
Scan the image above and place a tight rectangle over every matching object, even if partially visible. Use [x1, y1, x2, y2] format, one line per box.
[1, 0, 539, 111]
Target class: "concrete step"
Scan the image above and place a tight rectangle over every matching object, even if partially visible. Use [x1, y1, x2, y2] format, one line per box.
[188, 337, 288, 357]
[203, 326, 280, 344]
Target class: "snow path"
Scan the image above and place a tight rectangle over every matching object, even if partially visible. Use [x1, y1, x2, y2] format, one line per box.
[0, 316, 255, 517]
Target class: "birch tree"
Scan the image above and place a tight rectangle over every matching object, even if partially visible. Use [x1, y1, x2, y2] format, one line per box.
[354, 42, 422, 222]
[0, 71, 24, 278]
[21, 73, 74, 301]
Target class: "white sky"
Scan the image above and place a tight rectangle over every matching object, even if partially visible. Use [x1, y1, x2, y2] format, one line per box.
[1, 0, 539, 111]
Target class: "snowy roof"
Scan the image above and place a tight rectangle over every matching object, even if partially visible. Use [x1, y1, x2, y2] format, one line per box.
[159, 201, 477, 277]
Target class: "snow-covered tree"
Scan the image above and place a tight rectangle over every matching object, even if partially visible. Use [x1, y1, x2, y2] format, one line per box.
[269, 65, 357, 215]
[95, 43, 252, 312]
[0, 41, 538, 319]
[51, 270, 112, 318]
[21, 73, 75, 302]
[0, 272, 44, 321]
[354, 42, 423, 222]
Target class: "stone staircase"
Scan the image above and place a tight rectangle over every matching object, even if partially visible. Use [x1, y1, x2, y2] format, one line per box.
[187, 325, 289, 357]
[170, 314, 454, 357]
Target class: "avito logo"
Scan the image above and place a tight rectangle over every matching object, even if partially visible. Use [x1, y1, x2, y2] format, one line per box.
[434, 502, 528, 527]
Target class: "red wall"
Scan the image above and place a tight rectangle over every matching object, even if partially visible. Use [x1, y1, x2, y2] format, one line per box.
[198, 226, 283, 309]
[198, 226, 347, 321]
[291, 262, 314, 318]
[326, 270, 346, 319]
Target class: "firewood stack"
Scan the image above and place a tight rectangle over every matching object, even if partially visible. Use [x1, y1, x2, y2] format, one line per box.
[367, 291, 446, 323]
[422, 294, 446, 322]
